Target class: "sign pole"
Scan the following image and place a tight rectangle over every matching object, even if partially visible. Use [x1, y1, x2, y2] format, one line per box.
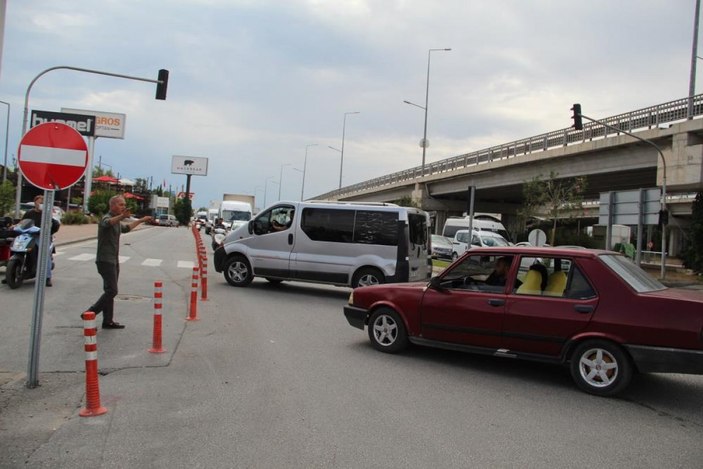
[83, 136, 96, 213]
[26, 189, 55, 388]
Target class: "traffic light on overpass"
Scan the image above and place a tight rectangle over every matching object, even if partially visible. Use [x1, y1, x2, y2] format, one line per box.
[571, 104, 583, 130]
[155, 69, 169, 100]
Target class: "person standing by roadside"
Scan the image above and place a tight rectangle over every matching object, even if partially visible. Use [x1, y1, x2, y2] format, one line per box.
[85, 195, 151, 329]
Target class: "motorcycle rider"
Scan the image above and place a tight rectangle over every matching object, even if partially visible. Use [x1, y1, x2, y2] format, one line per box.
[13, 195, 60, 286]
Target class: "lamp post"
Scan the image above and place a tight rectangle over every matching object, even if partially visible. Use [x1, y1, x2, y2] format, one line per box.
[688, 0, 701, 119]
[0, 100, 9, 184]
[264, 176, 278, 209]
[301, 143, 318, 201]
[337, 111, 359, 189]
[405, 48, 451, 176]
[278, 163, 291, 200]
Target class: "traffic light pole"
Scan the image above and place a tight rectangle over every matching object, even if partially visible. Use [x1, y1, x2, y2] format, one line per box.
[15, 66, 169, 218]
[573, 106, 667, 279]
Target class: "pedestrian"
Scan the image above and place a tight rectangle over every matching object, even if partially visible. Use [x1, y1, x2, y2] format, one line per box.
[85, 195, 151, 329]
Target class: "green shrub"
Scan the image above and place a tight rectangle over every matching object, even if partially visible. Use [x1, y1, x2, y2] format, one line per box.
[61, 211, 89, 225]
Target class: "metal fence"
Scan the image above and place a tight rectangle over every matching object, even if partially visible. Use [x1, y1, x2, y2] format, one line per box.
[316, 94, 703, 200]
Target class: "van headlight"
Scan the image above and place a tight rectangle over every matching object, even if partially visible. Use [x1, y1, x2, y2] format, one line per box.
[348, 291, 354, 305]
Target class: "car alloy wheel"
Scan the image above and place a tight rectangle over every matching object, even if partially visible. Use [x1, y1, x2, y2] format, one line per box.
[223, 256, 253, 287]
[367, 308, 408, 353]
[352, 267, 385, 288]
[570, 340, 632, 396]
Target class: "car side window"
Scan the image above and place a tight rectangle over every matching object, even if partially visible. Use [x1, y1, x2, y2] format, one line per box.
[439, 254, 510, 292]
[564, 266, 596, 299]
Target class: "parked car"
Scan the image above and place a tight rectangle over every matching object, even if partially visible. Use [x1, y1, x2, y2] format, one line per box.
[344, 246, 703, 396]
[451, 229, 509, 259]
[431, 234, 453, 260]
[157, 214, 178, 227]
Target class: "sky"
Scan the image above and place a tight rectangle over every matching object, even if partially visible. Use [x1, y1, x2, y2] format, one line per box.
[0, 0, 700, 211]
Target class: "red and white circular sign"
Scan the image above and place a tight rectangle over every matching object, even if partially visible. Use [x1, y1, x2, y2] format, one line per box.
[18, 122, 88, 190]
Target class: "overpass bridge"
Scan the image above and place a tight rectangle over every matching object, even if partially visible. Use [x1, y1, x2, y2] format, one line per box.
[315, 95, 703, 252]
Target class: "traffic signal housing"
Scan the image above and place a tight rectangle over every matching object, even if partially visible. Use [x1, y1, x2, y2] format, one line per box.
[155, 69, 169, 100]
[571, 103, 583, 130]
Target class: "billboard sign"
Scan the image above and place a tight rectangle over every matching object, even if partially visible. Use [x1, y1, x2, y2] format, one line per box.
[30, 110, 95, 137]
[61, 108, 126, 139]
[171, 155, 208, 176]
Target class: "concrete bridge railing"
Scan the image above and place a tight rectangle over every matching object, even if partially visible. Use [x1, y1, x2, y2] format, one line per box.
[316, 94, 703, 200]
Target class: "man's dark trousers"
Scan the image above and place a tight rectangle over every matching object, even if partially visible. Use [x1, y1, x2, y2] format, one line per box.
[89, 261, 119, 324]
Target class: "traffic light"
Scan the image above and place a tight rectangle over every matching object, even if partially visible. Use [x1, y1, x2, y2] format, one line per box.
[571, 103, 583, 130]
[155, 69, 169, 100]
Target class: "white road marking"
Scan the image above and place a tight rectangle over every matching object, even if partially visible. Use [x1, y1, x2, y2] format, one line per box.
[177, 261, 195, 269]
[142, 258, 162, 267]
[68, 253, 96, 261]
[118, 256, 129, 264]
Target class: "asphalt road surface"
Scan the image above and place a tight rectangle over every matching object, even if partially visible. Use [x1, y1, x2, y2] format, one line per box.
[1, 226, 702, 468]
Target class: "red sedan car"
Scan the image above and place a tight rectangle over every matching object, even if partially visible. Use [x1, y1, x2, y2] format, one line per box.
[344, 247, 703, 396]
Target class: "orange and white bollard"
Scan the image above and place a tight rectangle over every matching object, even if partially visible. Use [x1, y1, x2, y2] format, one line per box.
[79, 311, 108, 417]
[149, 281, 166, 353]
[200, 256, 208, 301]
[187, 266, 199, 321]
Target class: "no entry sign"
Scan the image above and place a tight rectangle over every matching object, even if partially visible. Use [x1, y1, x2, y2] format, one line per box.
[18, 122, 88, 190]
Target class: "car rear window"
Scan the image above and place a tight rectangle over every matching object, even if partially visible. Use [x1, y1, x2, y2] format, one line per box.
[599, 254, 666, 293]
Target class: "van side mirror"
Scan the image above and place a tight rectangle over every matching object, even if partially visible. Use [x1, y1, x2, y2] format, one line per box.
[248, 220, 253, 234]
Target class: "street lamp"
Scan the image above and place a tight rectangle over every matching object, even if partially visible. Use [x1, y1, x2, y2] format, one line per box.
[301, 143, 318, 200]
[278, 163, 291, 200]
[0, 100, 9, 184]
[337, 111, 360, 189]
[264, 176, 278, 209]
[405, 48, 451, 176]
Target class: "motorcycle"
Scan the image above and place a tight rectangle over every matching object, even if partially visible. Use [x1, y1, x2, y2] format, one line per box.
[5, 219, 55, 289]
[211, 226, 227, 251]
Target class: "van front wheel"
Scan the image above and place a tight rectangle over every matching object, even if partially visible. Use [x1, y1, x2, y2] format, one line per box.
[352, 267, 385, 288]
[224, 256, 253, 287]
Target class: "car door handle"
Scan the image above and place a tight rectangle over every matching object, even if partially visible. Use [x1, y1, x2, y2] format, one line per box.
[288, 233, 293, 245]
[574, 305, 594, 314]
[488, 299, 505, 307]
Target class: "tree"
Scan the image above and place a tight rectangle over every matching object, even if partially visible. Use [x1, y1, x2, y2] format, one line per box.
[174, 198, 192, 226]
[0, 180, 15, 216]
[683, 192, 703, 273]
[92, 166, 115, 178]
[521, 171, 587, 245]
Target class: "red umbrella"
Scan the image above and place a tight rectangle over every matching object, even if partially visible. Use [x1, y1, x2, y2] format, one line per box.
[123, 192, 144, 201]
[93, 175, 119, 184]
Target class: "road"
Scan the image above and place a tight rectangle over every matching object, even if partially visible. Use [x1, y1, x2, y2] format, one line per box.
[1, 226, 702, 468]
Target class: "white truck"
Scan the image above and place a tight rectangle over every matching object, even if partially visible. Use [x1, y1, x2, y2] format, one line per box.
[219, 200, 253, 230]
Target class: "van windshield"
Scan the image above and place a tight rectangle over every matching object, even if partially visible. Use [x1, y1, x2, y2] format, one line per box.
[223, 210, 251, 222]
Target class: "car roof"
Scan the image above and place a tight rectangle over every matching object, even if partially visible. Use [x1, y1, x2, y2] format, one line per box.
[465, 246, 610, 258]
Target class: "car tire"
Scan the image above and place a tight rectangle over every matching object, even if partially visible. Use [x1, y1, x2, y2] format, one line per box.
[367, 307, 408, 354]
[451, 252, 458, 260]
[223, 255, 253, 287]
[570, 340, 633, 396]
[352, 267, 385, 288]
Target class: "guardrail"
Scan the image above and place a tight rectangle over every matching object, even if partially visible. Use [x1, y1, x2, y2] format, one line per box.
[316, 94, 703, 200]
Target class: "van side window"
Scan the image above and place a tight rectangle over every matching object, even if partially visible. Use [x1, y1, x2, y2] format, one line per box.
[301, 208, 354, 242]
[408, 213, 427, 245]
[354, 211, 398, 245]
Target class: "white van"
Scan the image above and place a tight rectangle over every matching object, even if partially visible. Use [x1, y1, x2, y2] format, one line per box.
[219, 200, 252, 230]
[442, 215, 511, 242]
[451, 229, 509, 259]
[213, 201, 431, 288]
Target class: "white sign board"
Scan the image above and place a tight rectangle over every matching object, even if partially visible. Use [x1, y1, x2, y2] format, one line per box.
[62, 108, 126, 139]
[598, 188, 661, 226]
[171, 155, 208, 176]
